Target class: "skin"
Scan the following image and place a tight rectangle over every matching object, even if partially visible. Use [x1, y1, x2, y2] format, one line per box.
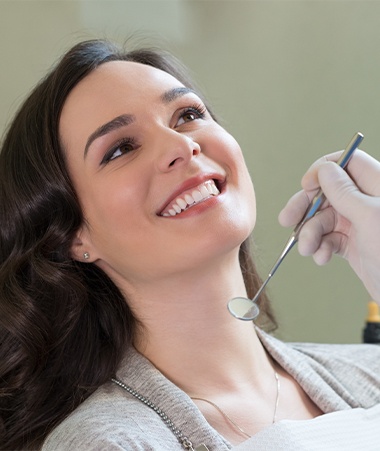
[60, 61, 322, 444]
[60, 61, 256, 295]
[279, 150, 380, 305]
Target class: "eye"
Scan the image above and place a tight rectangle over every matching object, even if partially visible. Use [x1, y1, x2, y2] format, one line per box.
[176, 104, 207, 127]
[101, 137, 139, 165]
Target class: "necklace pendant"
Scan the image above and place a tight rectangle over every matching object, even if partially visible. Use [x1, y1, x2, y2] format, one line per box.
[195, 445, 210, 451]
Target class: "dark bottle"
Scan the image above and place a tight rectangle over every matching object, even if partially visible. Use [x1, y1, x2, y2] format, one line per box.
[363, 301, 380, 344]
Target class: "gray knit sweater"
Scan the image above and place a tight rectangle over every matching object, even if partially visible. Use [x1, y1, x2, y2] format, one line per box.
[42, 330, 380, 450]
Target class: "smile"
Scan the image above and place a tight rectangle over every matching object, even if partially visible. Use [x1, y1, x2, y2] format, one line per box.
[160, 180, 220, 217]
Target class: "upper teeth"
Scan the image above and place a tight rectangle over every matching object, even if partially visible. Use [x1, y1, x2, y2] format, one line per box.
[162, 180, 220, 217]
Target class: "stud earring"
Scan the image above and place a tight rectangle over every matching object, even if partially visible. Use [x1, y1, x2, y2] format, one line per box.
[83, 252, 90, 260]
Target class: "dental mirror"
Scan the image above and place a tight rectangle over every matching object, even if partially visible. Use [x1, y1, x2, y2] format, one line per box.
[228, 131, 364, 321]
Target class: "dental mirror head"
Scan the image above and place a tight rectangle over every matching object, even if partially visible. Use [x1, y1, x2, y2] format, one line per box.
[227, 297, 260, 321]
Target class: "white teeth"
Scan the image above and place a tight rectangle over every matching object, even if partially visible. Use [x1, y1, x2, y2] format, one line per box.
[200, 185, 209, 197]
[192, 190, 203, 202]
[177, 198, 187, 209]
[184, 194, 195, 205]
[162, 180, 221, 217]
[211, 184, 219, 195]
[206, 183, 213, 194]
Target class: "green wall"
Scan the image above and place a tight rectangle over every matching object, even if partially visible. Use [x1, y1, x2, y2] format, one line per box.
[1, 0, 379, 343]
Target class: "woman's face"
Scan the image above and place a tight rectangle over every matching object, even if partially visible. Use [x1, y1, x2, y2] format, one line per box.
[60, 60, 256, 289]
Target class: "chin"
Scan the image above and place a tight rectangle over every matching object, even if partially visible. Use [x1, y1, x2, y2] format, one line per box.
[201, 220, 254, 264]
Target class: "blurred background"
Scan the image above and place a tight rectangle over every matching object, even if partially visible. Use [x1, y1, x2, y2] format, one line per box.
[1, 0, 379, 344]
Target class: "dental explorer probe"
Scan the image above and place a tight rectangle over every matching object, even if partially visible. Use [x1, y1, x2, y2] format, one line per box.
[227, 131, 364, 321]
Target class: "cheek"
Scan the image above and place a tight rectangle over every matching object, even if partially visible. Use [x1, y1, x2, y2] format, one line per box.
[210, 128, 254, 191]
[207, 129, 257, 230]
[79, 172, 149, 244]
[223, 135, 257, 227]
[206, 126, 247, 169]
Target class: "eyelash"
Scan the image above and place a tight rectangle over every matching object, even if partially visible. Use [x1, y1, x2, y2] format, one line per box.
[101, 103, 207, 165]
[101, 137, 138, 165]
[177, 103, 207, 124]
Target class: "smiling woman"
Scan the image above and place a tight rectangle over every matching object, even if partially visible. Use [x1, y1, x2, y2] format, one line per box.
[0, 39, 274, 450]
[1, 39, 380, 451]
[61, 58, 258, 289]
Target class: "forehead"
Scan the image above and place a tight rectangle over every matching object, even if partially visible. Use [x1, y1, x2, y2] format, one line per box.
[64, 60, 185, 110]
[59, 60, 186, 149]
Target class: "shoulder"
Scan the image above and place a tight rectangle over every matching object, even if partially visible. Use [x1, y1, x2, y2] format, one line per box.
[290, 341, 380, 406]
[258, 328, 380, 409]
[43, 347, 228, 451]
[258, 327, 380, 372]
[259, 327, 380, 376]
[289, 340, 380, 373]
[42, 382, 180, 451]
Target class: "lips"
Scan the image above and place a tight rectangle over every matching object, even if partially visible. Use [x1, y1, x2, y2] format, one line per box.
[158, 178, 222, 217]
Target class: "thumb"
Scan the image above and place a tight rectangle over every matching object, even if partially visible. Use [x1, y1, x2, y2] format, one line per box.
[318, 161, 367, 222]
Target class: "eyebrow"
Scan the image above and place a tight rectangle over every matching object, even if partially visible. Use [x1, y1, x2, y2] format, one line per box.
[161, 87, 196, 103]
[84, 87, 196, 158]
[84, 114, 135, 158]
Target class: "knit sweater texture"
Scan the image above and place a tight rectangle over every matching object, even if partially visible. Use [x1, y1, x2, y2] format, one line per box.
[42, 330, 380, 450]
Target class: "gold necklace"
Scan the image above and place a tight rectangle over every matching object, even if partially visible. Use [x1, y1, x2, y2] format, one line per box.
[191, 370, 280, 440]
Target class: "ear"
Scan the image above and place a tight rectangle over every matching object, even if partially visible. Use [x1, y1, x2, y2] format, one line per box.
[70, 225, 97, 263]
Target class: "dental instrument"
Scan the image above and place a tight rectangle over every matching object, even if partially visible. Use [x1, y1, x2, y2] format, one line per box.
[227, 131, 364, 321]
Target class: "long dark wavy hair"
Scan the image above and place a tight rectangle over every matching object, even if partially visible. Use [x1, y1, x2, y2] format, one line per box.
[0, 39, 276, 450]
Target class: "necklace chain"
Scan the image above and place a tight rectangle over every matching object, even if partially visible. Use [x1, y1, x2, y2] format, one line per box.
[111, 378, 197, 450]
[191, 370, 280, 439]
[112, 369, 280, 445]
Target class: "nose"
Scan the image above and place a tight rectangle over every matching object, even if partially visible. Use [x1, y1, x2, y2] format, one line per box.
[155, 129, 201, 173]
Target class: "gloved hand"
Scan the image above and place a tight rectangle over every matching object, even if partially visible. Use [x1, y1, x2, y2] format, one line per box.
[279, 150, 380, 304]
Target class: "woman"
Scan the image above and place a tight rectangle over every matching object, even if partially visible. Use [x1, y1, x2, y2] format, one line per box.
[0, 39, 379, 451]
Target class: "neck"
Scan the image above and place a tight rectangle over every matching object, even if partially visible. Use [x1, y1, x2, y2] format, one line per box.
[126, 252, 274, 397]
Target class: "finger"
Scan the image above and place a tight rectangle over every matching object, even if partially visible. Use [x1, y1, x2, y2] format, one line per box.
[279, 149, 380, 228]
[297, 207, 337, 256]
[278, 188, 321, 227]
[302, 150, 380, 196]
[279, 190, 310, 227]
[317, 162, 370, 223]
[301, 151, 342, 191]
[312, 232, 347, 266]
